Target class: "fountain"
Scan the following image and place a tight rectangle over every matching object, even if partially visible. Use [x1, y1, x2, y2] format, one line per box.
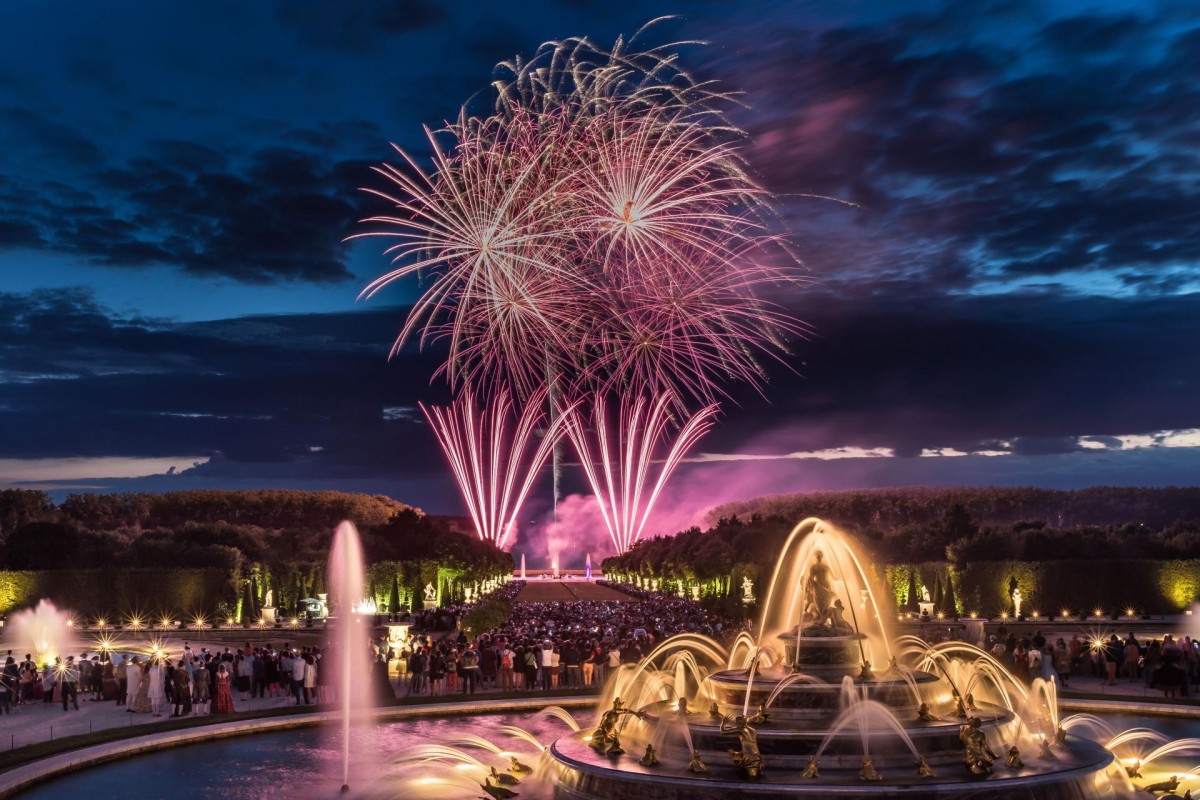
[540, 518, 1132, 798]
[6, 599, 74, 666]
[329, 520, 372, 794]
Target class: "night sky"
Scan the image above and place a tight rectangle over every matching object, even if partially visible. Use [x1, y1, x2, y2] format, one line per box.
[1, 1, 1197, 545]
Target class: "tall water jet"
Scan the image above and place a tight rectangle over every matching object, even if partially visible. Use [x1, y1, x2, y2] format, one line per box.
[329, 521, 370, 793]
[520, 553, 526, 580]
[7, 599, 72, 666]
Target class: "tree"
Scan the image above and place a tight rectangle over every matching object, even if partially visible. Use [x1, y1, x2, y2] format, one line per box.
[389, 574, 401, 614]
[932, 575, 943, 614]
[942, 571, 959, 618]
[242, 580, 257, 622]
[906, 570, 920, 613]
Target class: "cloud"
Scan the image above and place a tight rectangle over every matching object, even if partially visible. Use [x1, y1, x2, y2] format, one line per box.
[276, 0, 445, 51]
[706, 2, 1200, 297]
[0, 134, 387, 285]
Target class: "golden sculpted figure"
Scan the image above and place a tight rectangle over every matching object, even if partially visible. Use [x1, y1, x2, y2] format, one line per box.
[858, 756, 883, 781]
[801, 756, 819, 778]
[639, 744, 660, 767]
[917, 756, 936, 777]
[589, 697, 645, 757]
[960, 717, 998, 775]
[687, 751, 708, 773]
[1005, 746, 1024, 769]
[803, 550, 836, 624]
[720, 714, 765, 778]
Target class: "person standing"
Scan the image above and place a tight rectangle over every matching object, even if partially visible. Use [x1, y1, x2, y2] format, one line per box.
[60, 656, 80, 711]
[124, 657, 142, 709]
[291, 652, 306, 705]
[213, 663, 235, 713]
[147, 658, 166, 717]
[171, 661, 191, 717]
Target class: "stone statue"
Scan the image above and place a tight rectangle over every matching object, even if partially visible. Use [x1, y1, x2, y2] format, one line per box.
[1012, 587, 1022, 619]
[858, 756, 883, 781]
[960, 717, 997, 775]
[829, 600, 853, 634]
[423, 583, 437, 602]
[801, 756, 819, 778]
[263, 589, 274, 608]
[917, 756, 936, 777]
[638, 744, 660, 767]
[589, 697, 645, 757]
[803, 550, 835, 623]
[720, 714, 765, 778]
[687, 751, 707, 773]
[921, 585, 931, 603]
[1005, 746, 1024, 769]
[742, 576, 754, 601]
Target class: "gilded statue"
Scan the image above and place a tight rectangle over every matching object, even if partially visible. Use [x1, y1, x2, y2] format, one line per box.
[638, 744, 660, 767]
[488, 766, 519, 786]
[589, 697, 646, 757]
[917, 756, 936, 777]
[801, 756, 819, 778]
[720, 714, 765, 778]
[687, 751, 708, 773]
[749, 704, 769, 724]
[917, 702, 935, 722]
[858, 756, 883, 781]
[1145, 777, 1180, 794]
[1005, 746, 1024, 769]
[960, 717, 997, 775]
[508, 756, 532, 775]
[803, 550, 835, 624]
[480, 777, 518, 800]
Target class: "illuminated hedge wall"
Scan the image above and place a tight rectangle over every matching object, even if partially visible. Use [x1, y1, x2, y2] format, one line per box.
[0, 569, 234, 617]
[884, 560, 1200, 616]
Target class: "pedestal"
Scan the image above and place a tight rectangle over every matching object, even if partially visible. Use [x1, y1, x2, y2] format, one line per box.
[918, 601, 935, 618]
[261, 607, 277, 625]
[423, 599, 438, 610]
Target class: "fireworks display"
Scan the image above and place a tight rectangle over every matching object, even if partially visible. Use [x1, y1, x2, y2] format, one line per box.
[421, 389, 571, 550]
[362, 21, 804, 554]
[562, 394, 719, 556]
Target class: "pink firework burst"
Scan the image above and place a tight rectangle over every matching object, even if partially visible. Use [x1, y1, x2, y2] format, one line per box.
[420, 388, 574, 550]
[356, 24, 806, 407]
[562, 393, 719, 555]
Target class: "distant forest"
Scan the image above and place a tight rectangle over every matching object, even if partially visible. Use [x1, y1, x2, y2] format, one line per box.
[0, 488, 508, 575]
[608, 486, 1200, 577]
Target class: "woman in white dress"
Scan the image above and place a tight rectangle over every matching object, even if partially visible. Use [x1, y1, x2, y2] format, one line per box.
[147, 658, 166, 717]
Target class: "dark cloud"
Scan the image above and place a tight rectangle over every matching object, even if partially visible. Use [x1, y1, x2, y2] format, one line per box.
[0, 132, 388, 284]
[276, 0, 445, 51]
[713, 3, 1200, 295]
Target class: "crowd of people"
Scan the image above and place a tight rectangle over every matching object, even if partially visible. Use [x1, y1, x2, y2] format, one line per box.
[978, 630, 1200, 696]
[393, 583, 743, 698]
[0, 642, 342, 716]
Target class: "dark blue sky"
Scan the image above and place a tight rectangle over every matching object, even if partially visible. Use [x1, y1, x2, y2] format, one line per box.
[0, 0, 1197, 531]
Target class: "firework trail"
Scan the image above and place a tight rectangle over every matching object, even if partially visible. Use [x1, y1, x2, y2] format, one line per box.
[360, 21, 806, 551]
[420, 389, 575, 550]
[562, 393, 719, 555]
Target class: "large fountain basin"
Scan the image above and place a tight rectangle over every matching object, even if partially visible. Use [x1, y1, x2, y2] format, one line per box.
[550, 731, 1121, 799]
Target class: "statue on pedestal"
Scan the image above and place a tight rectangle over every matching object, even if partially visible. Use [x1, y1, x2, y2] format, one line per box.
[742, 576, 755, 603]
[803, 551, 835, 625]
[1012, 587, 1023, 619]
[263, 589, 274, 608]
[423, 583, 437, 602]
